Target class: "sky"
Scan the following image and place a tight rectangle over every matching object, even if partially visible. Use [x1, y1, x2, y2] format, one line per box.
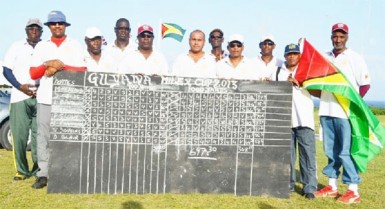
[0, 0, 384, 102]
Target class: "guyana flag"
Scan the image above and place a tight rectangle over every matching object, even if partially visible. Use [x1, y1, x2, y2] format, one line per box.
[295, 39, 385, 173]
[161, 23, 186, 42]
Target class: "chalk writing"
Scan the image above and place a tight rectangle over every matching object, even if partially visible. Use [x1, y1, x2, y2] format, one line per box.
[48, 71, 292, 198]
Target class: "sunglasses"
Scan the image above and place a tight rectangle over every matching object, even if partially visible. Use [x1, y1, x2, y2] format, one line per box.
[210, 35, 223, 39]
[48, 22, 66, 26]
[261, 41, 274, 46]
[229, 42, 243, 48]
[139, 33, 154, 38]
[115, 27, 131, 31]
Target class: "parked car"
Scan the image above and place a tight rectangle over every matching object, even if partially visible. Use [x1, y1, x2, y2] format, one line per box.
[0, 87, 31, 151]
[0, 87, 12, 150]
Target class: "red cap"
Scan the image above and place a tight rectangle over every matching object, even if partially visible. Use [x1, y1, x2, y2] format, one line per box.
[137, 24, 153, 35]
[332, 23, 349, 34]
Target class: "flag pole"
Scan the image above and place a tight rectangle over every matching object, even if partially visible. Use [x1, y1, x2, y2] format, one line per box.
[157, 19, 162, 51]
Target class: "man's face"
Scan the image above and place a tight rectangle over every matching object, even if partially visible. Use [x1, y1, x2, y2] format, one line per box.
[284, 52, 301, 67]
[25, 25, 43, 42]
[85, 37, 102, 55]
[189, 31, 205, 53]
[48, 22, 66, 38]
[227, 41, 243, 58]
[137, 32, 154, 50]
[259, 40, 275, 56]
[331, 31, 348, 52]
[209, 31, 224, 48]
[114, 21, 131, 41]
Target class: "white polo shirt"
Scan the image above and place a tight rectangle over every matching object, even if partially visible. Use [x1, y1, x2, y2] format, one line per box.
[31, 37, 85, 105]
[84, 50, 118, 73]
[319, 48, 370, 119]
[118, 49, 169, 75]
[253, 55, 284, 80]
[171, 52, 216, 78]
[209, 50, 229, 61]
[216, 56, 261, 80]
[3, 40, 39, 103]
[104, 41, 137, 65]
[277, 64, 314, 129]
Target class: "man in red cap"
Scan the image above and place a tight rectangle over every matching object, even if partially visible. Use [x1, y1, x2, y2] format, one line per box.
[313, 23, 371, 205]
[118, 24, 169, 75]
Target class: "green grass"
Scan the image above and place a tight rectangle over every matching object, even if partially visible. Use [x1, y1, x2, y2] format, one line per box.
[1, 116, 385, 209]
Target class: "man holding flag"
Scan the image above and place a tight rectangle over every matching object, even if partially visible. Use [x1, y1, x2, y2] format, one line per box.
[309, 23, 370, 204]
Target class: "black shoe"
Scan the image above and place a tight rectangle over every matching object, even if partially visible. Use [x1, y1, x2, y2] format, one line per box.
[304, 193, 315, 200]
[32, 177, 48, 189]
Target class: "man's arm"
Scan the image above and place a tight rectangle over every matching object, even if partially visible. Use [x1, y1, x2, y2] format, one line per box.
[3, 67, 21, 89]
[30, 59, 65, 79]
[3, 67, 36, 96]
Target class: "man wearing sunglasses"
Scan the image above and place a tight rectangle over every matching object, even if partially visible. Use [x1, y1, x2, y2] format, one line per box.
[105, 18, 137, 65]
[118, 25, 169, 75]
[216, 34, 259, 80]
[29, 10, 86, 189]
[208, 28, 228, 62]
[253, 35, 284, 81]
[2, 18, 42, 181]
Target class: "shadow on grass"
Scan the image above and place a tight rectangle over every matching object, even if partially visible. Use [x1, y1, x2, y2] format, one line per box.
[121, 201, 143, 209]
[255, 203, 277, 209]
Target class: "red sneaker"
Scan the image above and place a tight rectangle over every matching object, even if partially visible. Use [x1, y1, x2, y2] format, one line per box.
[314, 185, 339, 198]
[337, 190, 361, 204]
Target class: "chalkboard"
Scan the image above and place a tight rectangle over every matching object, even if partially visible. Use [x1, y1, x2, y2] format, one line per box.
[48, 71, 292, 198]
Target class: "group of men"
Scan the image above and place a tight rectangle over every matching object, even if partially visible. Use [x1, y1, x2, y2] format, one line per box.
[2, 10, 370, 205]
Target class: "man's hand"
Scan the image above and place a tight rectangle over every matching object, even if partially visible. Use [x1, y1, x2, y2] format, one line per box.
[288, 74, 299, 86]
[19, 84, 36, 97]
[44, 59, 64, 70]
[44, 66, 61, 77]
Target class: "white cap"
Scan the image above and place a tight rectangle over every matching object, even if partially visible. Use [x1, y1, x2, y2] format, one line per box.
[85, 27, 102, 39]
[228, 34, 244, 44]
[26, 18, 43, 28]
[260, 34, 275, 43]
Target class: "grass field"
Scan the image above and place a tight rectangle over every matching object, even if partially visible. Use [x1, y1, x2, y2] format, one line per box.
[1, 116, 384, 209]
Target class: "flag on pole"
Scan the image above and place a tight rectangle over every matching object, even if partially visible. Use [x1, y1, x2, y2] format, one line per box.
[161, 23, 186, 42]
[295, 39, 385, 173]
